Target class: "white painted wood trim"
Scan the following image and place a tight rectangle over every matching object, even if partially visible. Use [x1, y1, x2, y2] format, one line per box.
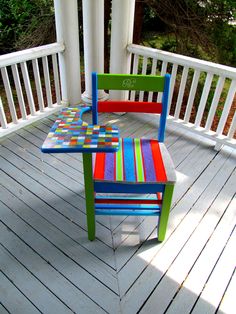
[148, 58, 158, 102]
[0, 43, 64, 68]
[109, 0, 135, 101]
[139, 57, 148, 101]
[82, 0, 105, 102]
[184, 69, 200, 123]
[216, 79, 236, 136]
[128, 44, 236, 80]
[52, 54, 61, 106]
[0, 104, 64, 138]
[130, 54, 139, 101]
[205, 76, 225, 131]
[32, 59, 45, 112]
[167, 116, 236, 149]
[42, 56, 53, 108]
[174, 66, 189, 119]
[54, 0, 81, 105]
[1, 67, 18, 124]
[0, 97, 8, 129]
[168, 63, 178, 115]
[20, 62, 36, 116]
[11, 64, 27, 120]
[157, 61, 167, 103]
[195, 72, 214, 127]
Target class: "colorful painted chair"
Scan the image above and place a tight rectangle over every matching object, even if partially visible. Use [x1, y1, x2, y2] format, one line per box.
[88, 72, 176, 241]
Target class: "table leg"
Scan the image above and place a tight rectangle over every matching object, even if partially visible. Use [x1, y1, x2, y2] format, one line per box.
[82, 153, 95, 240]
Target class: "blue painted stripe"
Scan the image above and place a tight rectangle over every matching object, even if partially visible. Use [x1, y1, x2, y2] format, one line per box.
[92, 72, 98, 124]
[94, 181, 165, 193]
[95, 209, 160, 216]
[123, 138, 136, 182]
[95, 204, 160, 209]
[95, 195, 158, 201]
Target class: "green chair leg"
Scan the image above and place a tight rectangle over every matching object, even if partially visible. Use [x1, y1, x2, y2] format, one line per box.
[158, 184, 175, 241]
[82, 153, 95, 241]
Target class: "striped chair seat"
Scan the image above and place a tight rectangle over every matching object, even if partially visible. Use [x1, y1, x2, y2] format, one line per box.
[93, 138, 176, 184]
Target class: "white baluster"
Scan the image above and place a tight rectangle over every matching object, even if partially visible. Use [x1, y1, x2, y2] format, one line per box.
[205, 76, 225, 131]
[139, 56, 148, 101]
[148, 58, 157, 102]
[20, 61, 36, 115]
[52, 54, 61, 106]
[216, 79, 236, 136]
[130, 54, 139, 101]
[0, 97, 8, 129]
[195, 72, 214, 127]
[1, 67, 18, 124]
[42, 56, 53, 108]
[157, 61, 167, 103]
[227, 111, 236, 140]
[168, 63, 178, 115]
[32, 59, 45, 112]
[184, 69, 200, 123]
[174, 66, 189, 119]
[11, 64, 27, 120]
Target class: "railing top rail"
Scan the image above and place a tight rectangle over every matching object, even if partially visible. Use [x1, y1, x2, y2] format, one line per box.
[128, 44, 236, 80]
[0, 42, 65, 68]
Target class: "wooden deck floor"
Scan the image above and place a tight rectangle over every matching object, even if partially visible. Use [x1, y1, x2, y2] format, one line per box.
[0, 111, 235, 314]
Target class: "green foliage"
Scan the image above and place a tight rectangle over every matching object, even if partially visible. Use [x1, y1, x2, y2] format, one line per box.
[212, 23, 236, 66]
[143, 0, 236, 66]
[0, 0, 55, 54]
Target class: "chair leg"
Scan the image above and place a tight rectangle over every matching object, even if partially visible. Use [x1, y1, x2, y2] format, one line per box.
[158, 184, 174, 241]
[82, 153, 95, 241]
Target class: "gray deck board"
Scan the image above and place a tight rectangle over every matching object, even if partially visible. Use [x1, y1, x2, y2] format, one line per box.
[0, 111, 235, 314]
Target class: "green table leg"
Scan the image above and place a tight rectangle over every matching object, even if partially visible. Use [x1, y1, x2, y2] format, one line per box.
[82, 153, 95, 241]
[158, 184, 174, 242]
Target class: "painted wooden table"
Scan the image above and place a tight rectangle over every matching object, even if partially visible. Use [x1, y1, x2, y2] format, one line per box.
[41, 105, 120, 239]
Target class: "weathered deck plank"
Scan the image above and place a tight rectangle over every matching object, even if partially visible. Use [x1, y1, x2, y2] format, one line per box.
[0, 110, 235, 314]
[0, 270, 42, 314]
[217, 268, 236, 314]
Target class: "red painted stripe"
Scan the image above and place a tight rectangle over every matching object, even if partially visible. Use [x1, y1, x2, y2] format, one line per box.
[98, 101, 162, 114]
[95, 199, 162, 205]
[94, 153, 106, 180]
[150, 140, 167, 182]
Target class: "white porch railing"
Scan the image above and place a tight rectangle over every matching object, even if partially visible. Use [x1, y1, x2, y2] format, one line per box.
[128, 44, 236, 149]
[0, 42, 65, 137]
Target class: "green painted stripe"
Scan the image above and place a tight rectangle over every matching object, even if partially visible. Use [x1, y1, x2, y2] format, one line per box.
[97, 74, 165, 92]
[134, 138, 144, 182]
[116, 139, 123, 181]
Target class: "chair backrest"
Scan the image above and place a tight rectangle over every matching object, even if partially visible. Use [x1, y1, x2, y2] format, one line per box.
[92, 72, 171, 142]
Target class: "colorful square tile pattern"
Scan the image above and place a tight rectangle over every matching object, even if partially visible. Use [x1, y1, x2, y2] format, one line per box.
[41, 106, 120, 153]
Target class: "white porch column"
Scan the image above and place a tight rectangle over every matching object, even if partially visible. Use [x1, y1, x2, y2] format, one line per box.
[82, 0, 107, 103]
[110, 0, 135, 100]
[54, 0, 81, 106]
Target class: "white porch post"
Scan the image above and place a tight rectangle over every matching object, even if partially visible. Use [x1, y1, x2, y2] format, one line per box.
[82, 0, 107, 103]
[110, 0, 135, 100]
[54, 0, 81, 106]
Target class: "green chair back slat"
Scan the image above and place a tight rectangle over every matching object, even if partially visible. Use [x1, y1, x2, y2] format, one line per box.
[97, 74, 165, 92]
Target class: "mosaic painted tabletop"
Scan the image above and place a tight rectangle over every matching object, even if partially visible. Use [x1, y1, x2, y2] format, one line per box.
[41, 107, 120, 153]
